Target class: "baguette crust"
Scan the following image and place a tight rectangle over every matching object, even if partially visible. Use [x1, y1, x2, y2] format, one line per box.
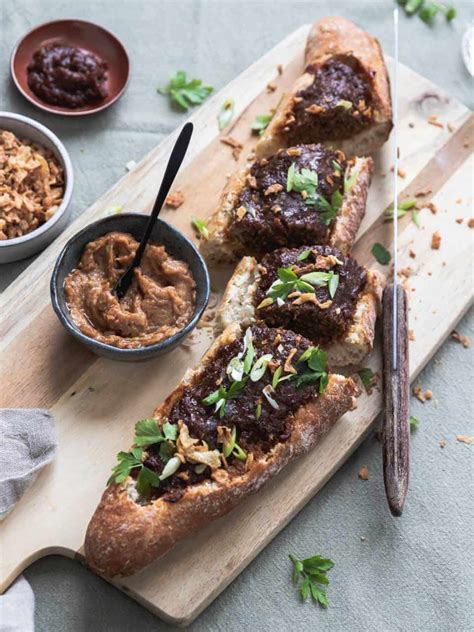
[255, 17, 392, 159]
[215, 259, 385, 367]
[85, 324, 358, 578]
[201, 155, 373, 264]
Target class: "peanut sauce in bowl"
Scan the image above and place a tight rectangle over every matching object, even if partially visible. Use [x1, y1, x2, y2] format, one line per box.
[51, 214, 210, 361]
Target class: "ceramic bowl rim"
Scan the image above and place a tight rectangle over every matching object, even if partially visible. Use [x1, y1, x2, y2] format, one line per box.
[10, 18, 131, 117]
[0, 111, 74, 249]
[50, 213, 211, 358]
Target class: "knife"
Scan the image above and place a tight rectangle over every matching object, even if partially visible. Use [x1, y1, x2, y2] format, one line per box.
[382, 8, 410, 517]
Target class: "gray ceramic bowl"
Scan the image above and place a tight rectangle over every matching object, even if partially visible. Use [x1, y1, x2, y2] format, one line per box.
[51, 213, 210, 361]
[0, 111, 74, 263]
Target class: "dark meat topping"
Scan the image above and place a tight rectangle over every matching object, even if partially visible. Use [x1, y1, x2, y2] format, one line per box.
[255, 246, 367, 345]
[289, 59, 372, 143]
[168, 324, 316, 449]
[228, 144, 346, 256]
[140, 324, 322, 502]
[27, 44, 108, 109]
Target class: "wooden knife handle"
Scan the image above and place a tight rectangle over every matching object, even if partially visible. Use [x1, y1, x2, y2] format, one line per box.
[382, 282, 410, 517]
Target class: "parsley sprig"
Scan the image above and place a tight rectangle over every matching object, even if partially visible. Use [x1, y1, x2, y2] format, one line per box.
[286, 164, 342, 225]
[158, 70, 213, 111]
[259, 265, 339, 308]
[294, 346, 329, 391]
[289, 554, 335, 607]
[108, 419, 180, 495]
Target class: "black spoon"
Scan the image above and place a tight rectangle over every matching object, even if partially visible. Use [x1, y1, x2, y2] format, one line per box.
[113, 122, 194, 300]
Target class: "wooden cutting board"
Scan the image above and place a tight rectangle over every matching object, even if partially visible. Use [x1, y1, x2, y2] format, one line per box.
[0, 23, 472, 626]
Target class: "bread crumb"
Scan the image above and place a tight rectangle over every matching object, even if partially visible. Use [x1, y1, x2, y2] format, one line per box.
[220, 136, 243, 160]
[455, 218, 463, 224]
[408, 329, 415, 341]
[431, 231, 441, 250]
[427, 115, 444, 128]
[397, 167, 406, 178]
[447, 123, 455, 133]
[267, 81, 277, 93]
[451, 331, 471, 348]
[408, 249, 416, 259]
[468, 219, 474, 228]
[358, 466, 369, 481]
[165, 190, 185, 209]
[456, 435, 474, 445]
[415, 188, 432, 197]
[413, 386, 432, 403]
[439, 439, 447, 449]
[264, 183, 283, 196]
[455, 198, 462, 204]
[277, 63, 283, 75]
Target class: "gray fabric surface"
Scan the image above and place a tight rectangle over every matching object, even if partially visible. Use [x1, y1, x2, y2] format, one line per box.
[0, 1, 473, 631]
[0, 409, 56, 632]
[0, 409, 56, 518]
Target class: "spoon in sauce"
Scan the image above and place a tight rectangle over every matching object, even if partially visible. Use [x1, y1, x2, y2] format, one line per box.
[113, 122, 193, 300]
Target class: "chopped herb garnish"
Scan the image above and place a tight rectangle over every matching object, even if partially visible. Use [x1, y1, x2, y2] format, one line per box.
[266, 266, 339, 304]
[409, 415, 420, 431]
[192, 217, 209, 239]
[297, 249, 311, 261]
[336, 99, 352, 109]
[221, 426, 247, 461]
[289, 554, 334, 607]
[358, 368, 375, 393]
[218, 98, 235, 130]
[202, 378, 248, 418]
[286, 164, 341, 225]
[251, 113, 274, 136]
[255, 400, 262, 420]
[108, 448, 161, 496]
[133, 418, 177, 447]
[158, 70, 213, 111]
[384, 199, 419, 227]
[294, 347, 328, 392]
[371, 242, 391, 265]
[344, 168, 359, 193]
[399, 0, 457, 24]
[332, 160, 342, 174]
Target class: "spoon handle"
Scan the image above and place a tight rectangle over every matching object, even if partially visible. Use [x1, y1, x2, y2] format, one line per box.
[132, 122, 193, 266]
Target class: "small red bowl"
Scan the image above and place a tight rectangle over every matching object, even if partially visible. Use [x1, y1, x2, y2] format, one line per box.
[11, 19, 130, 116]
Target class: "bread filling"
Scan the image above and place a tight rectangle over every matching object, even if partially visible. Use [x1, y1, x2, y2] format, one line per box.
[254, 246, 367, 345]
[227, 144, 346, 255]
[115, 324, 331, 503]
[288, 59, 373, 144]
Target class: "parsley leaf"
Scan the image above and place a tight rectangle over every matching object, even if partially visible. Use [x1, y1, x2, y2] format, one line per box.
[409, 415, 420, 431]
[251, 113, 273, 136]
[358, 368, 375, 393]
[265, 266, 339, 304]
[384, 199, 419, 227]
[371, 242, 391, 265]
[289, 553, 334, 607]
[218, 98, 235, 130]
[293, 347, 328, 392]
[158, 70, 213, 111]
[286, 163, 342, 225]
[297, 249, 311, 261]
[107, 448, 161, 496]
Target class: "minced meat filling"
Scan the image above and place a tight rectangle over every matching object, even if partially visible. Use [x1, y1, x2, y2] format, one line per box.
[254, 246, 367, 345]
[289, 59, 373, 143]
[228, 144, 346, 255]
[141, 324, 323, 502]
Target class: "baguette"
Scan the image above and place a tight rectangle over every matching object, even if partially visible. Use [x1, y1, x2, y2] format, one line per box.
[216, 247, 385, 366]
[256, 17, 392, 159]
[85, 323, 359, 578]
[200, 143, 373, 264]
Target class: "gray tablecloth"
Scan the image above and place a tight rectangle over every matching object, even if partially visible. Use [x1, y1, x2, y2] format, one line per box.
[0, 1, 473, 630]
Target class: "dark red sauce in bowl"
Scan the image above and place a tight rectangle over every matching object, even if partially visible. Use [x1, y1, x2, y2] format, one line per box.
[27, 44, 108, 109]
